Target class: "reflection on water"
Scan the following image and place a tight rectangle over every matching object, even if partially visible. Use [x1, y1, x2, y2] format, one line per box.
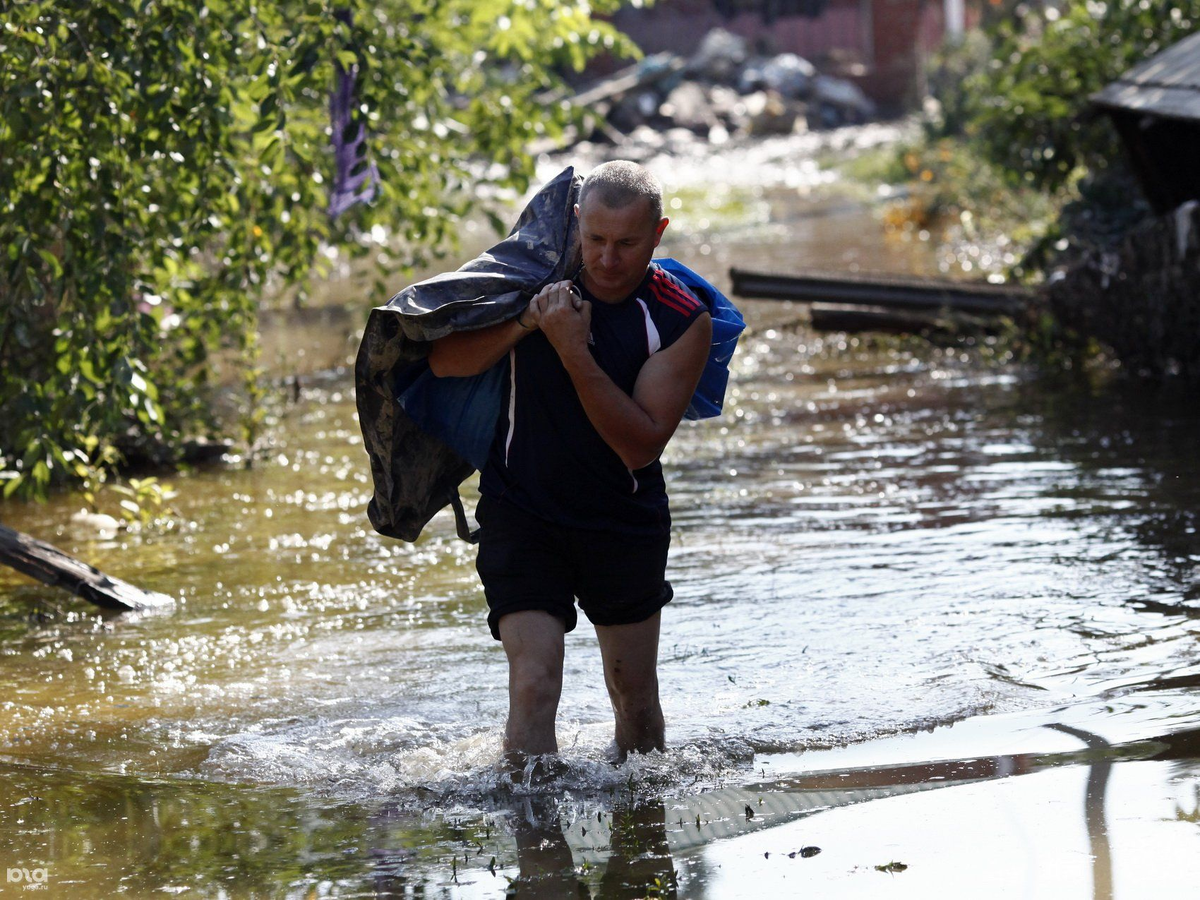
[2, 136, 1200, 895]
[3, 693, 1200, 896]
[1048, 723, 1114, 900]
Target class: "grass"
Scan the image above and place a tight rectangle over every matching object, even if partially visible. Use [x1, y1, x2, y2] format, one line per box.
[664, 183, 772, 234]
[829, 133, 1066, 284]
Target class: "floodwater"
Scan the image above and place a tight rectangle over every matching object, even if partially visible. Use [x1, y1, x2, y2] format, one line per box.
[2, 128, 1200, 897]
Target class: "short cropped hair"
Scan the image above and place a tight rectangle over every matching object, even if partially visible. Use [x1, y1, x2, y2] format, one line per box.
[578, 160, 664, 224]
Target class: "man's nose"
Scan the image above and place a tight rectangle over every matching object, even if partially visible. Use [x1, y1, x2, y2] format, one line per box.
[599, 245, 617, 268]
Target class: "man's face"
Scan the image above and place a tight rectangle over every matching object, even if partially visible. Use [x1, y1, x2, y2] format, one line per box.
[576, 196, 669, 301]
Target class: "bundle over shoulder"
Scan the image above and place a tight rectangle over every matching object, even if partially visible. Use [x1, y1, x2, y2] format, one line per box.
[353, 168, 745, 543]
[354, 167, 584, 541]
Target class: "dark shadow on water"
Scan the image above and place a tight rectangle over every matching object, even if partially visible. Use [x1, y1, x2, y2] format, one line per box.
[1047, 724, 1114, 900]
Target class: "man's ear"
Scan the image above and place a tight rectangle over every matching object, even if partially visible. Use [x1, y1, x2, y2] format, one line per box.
[654, 216, 669, 245]
[573, 203, 580, 217]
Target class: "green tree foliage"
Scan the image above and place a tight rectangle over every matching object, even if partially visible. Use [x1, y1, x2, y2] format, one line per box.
[0, 0, 632, 499]
[963, 0, 1200, 192]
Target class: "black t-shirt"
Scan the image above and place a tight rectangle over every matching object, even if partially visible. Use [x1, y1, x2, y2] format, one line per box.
[478, 262, 707, 534]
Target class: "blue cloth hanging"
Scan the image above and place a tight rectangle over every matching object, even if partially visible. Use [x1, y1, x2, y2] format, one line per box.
[655, 258, 746, 420]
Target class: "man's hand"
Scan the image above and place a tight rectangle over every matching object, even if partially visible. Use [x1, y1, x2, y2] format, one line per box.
[517, 292, 543, 331]
[534, 280, 590, 360]
[428, 280, 580, 378]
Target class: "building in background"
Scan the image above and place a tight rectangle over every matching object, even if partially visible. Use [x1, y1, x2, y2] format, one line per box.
[612, 0, 980, 112]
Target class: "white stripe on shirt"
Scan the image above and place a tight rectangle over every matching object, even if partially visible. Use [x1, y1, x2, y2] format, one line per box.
[636, 297, 662, 355]
[504, 348, 517, 466]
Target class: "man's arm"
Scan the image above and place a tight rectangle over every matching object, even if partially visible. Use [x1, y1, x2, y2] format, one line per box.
[540, 283, 712, 470]
[427, 302, 539, 378]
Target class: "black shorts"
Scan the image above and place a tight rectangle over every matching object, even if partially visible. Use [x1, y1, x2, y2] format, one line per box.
[474, 494, 673, 640]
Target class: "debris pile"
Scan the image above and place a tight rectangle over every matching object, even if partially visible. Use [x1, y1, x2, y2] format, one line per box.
[568, 29, 876, 154]
[1046, 200, 1200, 381]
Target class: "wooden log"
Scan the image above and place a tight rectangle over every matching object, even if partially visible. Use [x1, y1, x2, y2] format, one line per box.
[0, 523, 174, 612]
[730, 267, 1033, 317]
[809, 303, 939, 334]
[808, 303, 1002, 335]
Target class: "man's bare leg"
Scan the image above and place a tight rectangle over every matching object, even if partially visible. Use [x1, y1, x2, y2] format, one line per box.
[499, 610, 566, 775]
[594, 611, 665, 759]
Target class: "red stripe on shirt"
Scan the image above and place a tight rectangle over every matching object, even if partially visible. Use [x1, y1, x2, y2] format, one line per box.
[649, 285, 691, 315]
[649, 275, 697, 310]
[651, 272, 702, 312]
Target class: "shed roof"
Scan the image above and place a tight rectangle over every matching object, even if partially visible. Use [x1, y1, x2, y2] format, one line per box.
[1092, 31, 1200, 120]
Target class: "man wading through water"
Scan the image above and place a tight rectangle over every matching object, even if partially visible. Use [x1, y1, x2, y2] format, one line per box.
[429, 161, 712, 773]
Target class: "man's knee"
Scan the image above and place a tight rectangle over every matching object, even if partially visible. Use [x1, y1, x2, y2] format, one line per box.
[509, 657, 563, 710]
[500, 611, 566, 700]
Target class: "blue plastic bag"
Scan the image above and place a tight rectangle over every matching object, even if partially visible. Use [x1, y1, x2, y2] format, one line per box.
[655, 258, 746, 420]
[392, 358, 507, 472]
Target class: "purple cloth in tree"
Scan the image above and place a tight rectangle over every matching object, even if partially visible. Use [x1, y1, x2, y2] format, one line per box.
[328, 53, 378, 217]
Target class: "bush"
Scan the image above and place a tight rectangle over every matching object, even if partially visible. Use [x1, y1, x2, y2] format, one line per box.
[962, 1, 1200, 193]
[0, 0, 633, 500]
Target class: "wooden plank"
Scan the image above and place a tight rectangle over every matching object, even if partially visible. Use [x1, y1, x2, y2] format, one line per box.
[809, 303, 942, 334]
[730, 267, 1033, 316]
[0, 524, 174, 612]
[808, 302, 1003, 335]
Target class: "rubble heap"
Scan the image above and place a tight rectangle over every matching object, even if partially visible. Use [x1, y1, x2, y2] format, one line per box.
[571, 28, 876, 152]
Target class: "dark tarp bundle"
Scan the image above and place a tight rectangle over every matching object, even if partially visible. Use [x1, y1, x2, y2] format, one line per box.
[354, 166, 746, 544]
[355, 167, 584, 542]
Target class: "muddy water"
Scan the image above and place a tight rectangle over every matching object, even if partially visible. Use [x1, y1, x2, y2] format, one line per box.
[3, 132, 1200, 897]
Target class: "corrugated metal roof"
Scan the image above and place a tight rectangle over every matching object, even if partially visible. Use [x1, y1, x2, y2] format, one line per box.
[1092, 31, 1200, 120]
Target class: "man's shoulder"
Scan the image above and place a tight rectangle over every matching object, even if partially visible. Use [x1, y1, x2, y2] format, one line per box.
[641, 262, 705, 320]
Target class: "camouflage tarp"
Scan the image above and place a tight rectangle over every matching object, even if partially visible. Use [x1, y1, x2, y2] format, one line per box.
[354, 167, 583, 542]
